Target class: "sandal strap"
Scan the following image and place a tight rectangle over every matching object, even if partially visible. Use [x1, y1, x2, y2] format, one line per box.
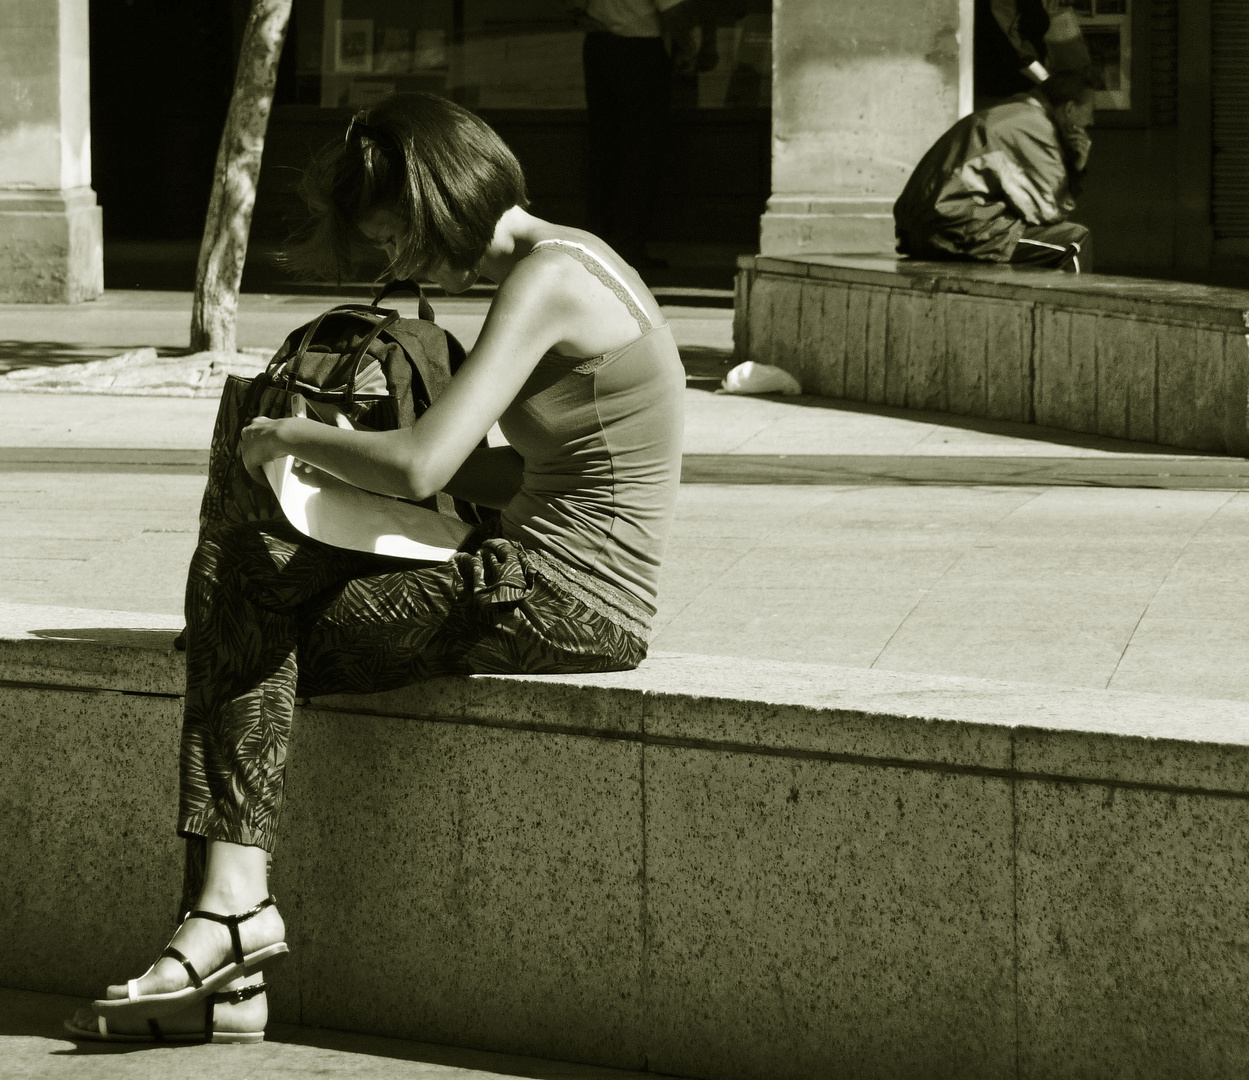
[184, 896, 277, 965]
[204, 980, 267, 1040]
[211, 981, 267, 1006]
[161, 946, 203, 989]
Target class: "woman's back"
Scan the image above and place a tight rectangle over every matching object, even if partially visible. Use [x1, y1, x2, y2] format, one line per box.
[497, 239, 684, 631]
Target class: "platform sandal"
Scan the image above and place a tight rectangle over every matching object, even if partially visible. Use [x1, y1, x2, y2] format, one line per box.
[94, 896, 288, 1021]
[65, 981, 269, 1044]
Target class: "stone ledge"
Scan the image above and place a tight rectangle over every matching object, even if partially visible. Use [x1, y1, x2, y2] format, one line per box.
[3, 601, 1246, 800]
[744, 253, 1249, 331]
[736, 253, 1249, 453]
[5, 601, 1249, 1078]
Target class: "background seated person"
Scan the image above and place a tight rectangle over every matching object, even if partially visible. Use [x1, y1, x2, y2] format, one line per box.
[893, 71, 1097, 273]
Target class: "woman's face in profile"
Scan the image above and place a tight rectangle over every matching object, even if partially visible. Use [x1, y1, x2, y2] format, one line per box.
[357, 205, 480, 293]
[357, 206, 406, 262]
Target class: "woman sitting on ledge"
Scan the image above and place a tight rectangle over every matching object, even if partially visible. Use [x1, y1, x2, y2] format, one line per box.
[67, 91, 684, 1044]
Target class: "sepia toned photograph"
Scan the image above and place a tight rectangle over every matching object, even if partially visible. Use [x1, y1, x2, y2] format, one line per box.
[0, 0, 1246, 1077]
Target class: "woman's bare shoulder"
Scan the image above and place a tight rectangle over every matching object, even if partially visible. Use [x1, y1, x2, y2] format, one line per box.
[520, 230, 663, 325]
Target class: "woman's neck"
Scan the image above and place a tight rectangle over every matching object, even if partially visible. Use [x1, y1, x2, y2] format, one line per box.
[476, 206, 545, 285]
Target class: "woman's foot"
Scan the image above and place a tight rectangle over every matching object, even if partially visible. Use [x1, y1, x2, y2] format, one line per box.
[104, 896, 285, 1002]
[70, 971, 268, 1042]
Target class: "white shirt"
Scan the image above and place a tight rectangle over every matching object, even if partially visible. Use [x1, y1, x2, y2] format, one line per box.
[585, 0, 685, 38]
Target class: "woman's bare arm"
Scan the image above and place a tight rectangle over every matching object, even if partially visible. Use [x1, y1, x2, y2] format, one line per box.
[241, 253, 576, 500]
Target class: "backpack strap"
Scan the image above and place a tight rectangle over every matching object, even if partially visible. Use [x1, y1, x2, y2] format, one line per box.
[340, 309, 400, 407]
[373, 278, 437, 322]
[281, 305, 392, 382]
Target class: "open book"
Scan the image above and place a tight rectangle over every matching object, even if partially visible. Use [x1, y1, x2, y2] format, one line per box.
[262, 395, 474, 562]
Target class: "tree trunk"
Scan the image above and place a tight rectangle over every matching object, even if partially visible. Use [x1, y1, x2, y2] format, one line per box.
[189, 0, 292, 353]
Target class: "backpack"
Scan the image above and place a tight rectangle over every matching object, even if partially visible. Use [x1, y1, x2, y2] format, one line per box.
[197, 280, 498, 538]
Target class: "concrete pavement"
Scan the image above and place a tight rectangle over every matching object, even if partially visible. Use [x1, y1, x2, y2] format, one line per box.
[1, 288, 1247, 703]
[1, 987, 675, 1080]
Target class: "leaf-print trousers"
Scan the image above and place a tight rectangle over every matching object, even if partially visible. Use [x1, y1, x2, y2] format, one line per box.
[178, 520, 647, 872]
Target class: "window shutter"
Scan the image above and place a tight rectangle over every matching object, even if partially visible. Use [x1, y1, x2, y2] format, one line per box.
[1212, 0, 1249, 238]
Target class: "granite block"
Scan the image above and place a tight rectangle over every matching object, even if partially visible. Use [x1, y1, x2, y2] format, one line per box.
[755, 256, 1249, 331]
[746, 260, 1244, 455]
[1033, 307, 1072, 430]
[310, 672, 646, 737]
[1190, 328, 1243, 452]
[766, 275, 802, 378]
[732, 267, 751, 362]
[1016, 780, 1249, 1079]
[906, 292, 947, 412]
[844, 284, 871, 399]
[866, 286, 891, 404]
[986, 297, 1032, 423]
[1189, 327, 1230, 452]
[1067, 311, 1098, 433]
[644, 745, 1015, 1080]
[1220, 332, 1249, 454]
[0, 686, 184, 996]
[884, 290, 916, 408]
[1013, 717, 1249, 795]
[745, 271, 778, 367]
[642, 686, 1012, 771]
[1094, 314, 1145, 440]
[277, 709, 645, 1069]
[798, 281, 847, 397]
[943, 293, 989, 417]
[1156, 322, 1199, 449]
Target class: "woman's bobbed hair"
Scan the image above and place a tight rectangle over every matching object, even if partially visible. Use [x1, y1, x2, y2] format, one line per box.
[284, 91, 528, 281]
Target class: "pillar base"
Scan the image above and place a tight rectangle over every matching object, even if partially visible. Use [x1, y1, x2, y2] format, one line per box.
[0, 187, 103, 303]
[760, 195, 897, 257]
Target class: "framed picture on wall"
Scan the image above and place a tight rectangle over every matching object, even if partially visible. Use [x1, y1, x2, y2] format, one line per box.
[335, 19, 374, 74]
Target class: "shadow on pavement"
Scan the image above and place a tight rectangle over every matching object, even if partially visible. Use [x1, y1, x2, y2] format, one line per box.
[2, 987, 669, 1077]
[30, 628, 182, 649]
[0, 341, 119, 373]
[0, 341, 194, 376]
[679, 344, 734, 391]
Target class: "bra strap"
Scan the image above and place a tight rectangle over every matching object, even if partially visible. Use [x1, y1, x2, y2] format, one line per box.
[529, 239, 653, 334]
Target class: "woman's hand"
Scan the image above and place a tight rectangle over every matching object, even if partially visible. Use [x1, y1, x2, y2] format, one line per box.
[240, 415, 287, 486]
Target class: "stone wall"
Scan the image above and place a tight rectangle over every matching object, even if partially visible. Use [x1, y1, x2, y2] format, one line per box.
[736, 254, 1249, 454]
[3, 603, 1249, 1077]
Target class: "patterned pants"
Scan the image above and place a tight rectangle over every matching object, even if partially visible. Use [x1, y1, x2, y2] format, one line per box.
[178, 521, 646, 866]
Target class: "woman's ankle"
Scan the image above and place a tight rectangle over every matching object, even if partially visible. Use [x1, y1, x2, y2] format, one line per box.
[194, 885, 272, 914]
[196, 840, 272, 913]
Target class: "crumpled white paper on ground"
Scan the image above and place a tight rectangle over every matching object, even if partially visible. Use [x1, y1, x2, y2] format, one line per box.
[720, 360, 802, 396]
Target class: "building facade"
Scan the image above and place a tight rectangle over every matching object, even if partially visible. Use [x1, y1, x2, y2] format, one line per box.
[1, 0, 1244, 300]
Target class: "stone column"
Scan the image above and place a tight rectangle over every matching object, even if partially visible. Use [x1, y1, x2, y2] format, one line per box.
[0, 0, 103, 302]
[761, 0, 974, 256]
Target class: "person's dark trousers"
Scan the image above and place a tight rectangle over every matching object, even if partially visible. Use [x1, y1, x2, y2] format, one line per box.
[583, 31, 671, 265]
[1010, 221, 1091, 272]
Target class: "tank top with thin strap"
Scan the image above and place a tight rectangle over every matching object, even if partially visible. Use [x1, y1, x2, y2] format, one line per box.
[497, 239, 684, 637]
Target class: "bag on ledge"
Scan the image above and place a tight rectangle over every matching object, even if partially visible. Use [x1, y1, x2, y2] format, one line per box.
[196, 279, 498, 542]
